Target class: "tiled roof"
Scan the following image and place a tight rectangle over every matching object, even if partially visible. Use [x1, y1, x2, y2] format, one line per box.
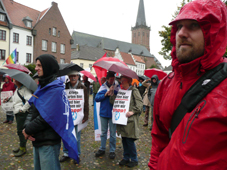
[133, 55, 145, 63]
[71, 45, 106, 61]
[71, 31, 155, 58]
[0, 20, 8, 26]
[120, 52, 136, 66]
[135, 0, 146, 26]
[2, 0, 43, 29]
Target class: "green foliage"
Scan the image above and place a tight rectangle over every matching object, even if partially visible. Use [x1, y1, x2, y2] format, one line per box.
[159, 0, 227, 60]
[24, 64, 36, 76]
[149, 64, 159, 69]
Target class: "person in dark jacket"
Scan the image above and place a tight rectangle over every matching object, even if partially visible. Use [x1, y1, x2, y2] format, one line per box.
[59, 70, 89, 164]
[95, 71, 120, 159]
[147, 75, 159, 130]
[22, 54, 61, 170]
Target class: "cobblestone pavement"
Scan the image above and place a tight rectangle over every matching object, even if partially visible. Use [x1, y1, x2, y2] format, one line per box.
[0, 95, 152, 170]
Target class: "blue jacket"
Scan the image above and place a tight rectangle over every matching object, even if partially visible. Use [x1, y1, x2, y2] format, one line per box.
[95, 81, 120, 118]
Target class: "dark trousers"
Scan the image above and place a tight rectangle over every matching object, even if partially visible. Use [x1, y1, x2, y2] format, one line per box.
[7, 115, 14, 121]
[15, 112, 28, 147]
[122, 137, 138, 162]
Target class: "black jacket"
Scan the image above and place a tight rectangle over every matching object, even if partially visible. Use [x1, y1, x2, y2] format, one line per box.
[24, 104, 61, 147]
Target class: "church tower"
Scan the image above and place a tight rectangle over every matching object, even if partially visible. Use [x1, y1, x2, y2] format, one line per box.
[131, 0, 150, 51]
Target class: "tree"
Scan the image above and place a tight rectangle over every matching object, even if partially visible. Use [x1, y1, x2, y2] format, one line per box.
[24, 63, 36, 76]
[159, 0, 227, 60]
[149, 64, 159, 69]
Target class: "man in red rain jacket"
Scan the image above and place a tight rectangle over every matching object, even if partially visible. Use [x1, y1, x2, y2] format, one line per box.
[148, 0, 227, 169]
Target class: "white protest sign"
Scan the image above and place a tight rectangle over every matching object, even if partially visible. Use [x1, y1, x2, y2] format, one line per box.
[1, 91, 14, 113]
[112, 89, 132, 125]
[65, 89, 84, 125]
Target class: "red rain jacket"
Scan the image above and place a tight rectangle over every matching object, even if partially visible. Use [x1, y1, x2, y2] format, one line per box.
[149, 0, 227, 169]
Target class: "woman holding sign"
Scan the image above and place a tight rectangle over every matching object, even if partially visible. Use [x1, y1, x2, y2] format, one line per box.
[110, 75, 143, 168]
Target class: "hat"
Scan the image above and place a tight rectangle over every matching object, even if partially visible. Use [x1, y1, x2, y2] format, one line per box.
[68, 70, 80, 76]
[106, 71, 115, 79]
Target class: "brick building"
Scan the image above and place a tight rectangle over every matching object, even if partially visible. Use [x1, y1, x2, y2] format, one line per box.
[33, 2, 73, 63]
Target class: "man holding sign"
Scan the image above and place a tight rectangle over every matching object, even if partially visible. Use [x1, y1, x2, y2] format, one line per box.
[110, 75, 143, 168]
[59, 71, 89, 164]
[95, 71, 120, 159]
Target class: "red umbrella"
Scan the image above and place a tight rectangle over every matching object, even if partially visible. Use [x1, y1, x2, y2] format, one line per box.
[93, 60, 138, 79]
[4, 64, 31, 74]
[80, 70, 96, 82]
[93, 53, 129, 84]
[144, 68, 167, 80]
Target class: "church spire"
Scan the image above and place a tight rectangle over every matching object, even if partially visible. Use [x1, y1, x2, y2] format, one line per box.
[135, 0, 146, 26]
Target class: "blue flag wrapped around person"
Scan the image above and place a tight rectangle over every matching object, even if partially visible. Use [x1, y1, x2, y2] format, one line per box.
[29, 79, 79, 162]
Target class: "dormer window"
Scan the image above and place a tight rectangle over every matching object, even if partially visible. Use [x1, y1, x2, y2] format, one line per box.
[27, 21, 32, 28]
[0, 14, 5, 21]
[22, 16, 33, 28]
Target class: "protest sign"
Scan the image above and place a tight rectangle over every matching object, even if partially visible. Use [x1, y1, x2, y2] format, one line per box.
[112, 89, 132, 125]
[65, 89, 84, 125]
[1, 91, 13, 113]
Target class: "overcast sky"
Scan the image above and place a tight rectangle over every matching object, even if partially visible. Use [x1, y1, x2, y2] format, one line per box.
[15, 0, 183, 67]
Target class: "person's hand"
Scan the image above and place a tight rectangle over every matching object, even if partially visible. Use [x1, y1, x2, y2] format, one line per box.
[28, 136, 36, 141]
[3, 97, 8, 103]
[126, 111, 134, 117]
[22, 129, 29, 140]
[109, 85, 114, 91]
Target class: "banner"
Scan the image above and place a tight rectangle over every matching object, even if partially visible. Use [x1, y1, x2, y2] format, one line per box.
[65, 89, 84, 125]
[1, 91, 13, 113]
[112, 89, 132, 125]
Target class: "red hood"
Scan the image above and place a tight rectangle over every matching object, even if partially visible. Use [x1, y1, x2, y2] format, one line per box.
[169, 0, 227, 73]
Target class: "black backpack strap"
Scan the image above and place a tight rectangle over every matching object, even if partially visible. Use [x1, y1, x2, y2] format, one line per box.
[169, 63, 227, 138]
[17, 89, 26, 105]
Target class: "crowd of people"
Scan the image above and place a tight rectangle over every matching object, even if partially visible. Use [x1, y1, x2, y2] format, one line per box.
[1, 0, 227, 169]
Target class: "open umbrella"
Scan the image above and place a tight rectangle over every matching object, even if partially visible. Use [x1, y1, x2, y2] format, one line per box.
[58, 63, 83, 77]
[93, 53, 129, 84]
[144, 68, 167, 80]
[1, 69, 37, 92]
[138, 75, 149, 81]
[4, 64, 31, 74]
[80, 70, 96, 82]
[93, 60, 138, 79]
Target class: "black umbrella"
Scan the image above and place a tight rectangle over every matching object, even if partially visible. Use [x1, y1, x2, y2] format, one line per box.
[33, 63, 84, 78]
[138, 75, 149, 81]
[58, 63, 83, 77]
[1, 69, 37, 92]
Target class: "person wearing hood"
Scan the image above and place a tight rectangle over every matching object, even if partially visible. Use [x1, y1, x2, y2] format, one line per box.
[148, 0, 227, 169]
[22, 54, 79, 170]
[142, 75, 160, 130]
[2, 75, 16, 124]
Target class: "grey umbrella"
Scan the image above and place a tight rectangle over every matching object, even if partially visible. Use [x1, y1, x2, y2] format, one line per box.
[1, 69, 37, 92]
[33, 63, 84, 78]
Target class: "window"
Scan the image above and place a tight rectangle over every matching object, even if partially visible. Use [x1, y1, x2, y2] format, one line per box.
[26, 36, 32, 45]
[0, 14, 5, 21]
[60, 44, 65, 54]
[80, 63, 83, 68]
[13, 33, 19, 43]
[89, 64, 92, 70]
[53, 27, 56, 36]
[60, 59, 65, 64]
[0, 30, 6, 40]
[58, 31, 60, 37]
[16, 52, 19, 62]
[26, 53, 31, 63]
[49, 28, 51, 35]
[52, 42, 57, 52]
[42, 40, 47, 51]
[138, 32, 140, 36]
[147, 33, 149, 38]
[27, 21, 32, 28]
[143, 32, 144, 36]
[134, 33, 136, 37]
[0, 49, 5, 60]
